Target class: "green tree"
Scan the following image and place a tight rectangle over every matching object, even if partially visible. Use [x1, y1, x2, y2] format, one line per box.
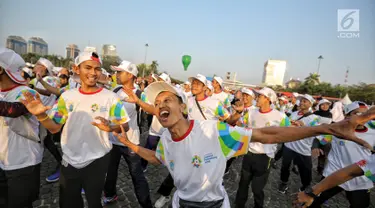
[102, 56, 121, 72]
[304, 73, 320, 86]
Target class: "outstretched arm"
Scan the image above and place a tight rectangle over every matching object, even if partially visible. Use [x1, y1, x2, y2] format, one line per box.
[293, 163, 363, 207]
[0, 101, 29, 118]
[113, 126, 161, 165]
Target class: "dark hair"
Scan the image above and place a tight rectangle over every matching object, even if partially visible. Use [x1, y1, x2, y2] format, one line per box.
[22, 71, 31, 80]
[59, 74, 69, 80]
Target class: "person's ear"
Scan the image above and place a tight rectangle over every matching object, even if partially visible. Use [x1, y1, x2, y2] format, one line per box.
[73, 64, 80, 75]
[0, 67, 4, 75]
[180, 103, 187, 114]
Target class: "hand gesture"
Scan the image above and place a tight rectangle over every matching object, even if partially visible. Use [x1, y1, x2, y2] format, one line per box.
[91, 116, 112, 132]
[113, 125, 131, 146]
[20, 91, 51, 116]
[232, 99, 244, 114]
[311, 148, 324, 159]
[291, 192, 314, 208]
[122, 87, 139, 104]
[36, 73, 43, 82]
[291, 120, 304, 127]
[328, 106, 375, 150]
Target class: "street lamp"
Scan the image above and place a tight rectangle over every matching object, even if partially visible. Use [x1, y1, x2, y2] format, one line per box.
[142, 43, 149, 78]
[317, 55, 323, 75]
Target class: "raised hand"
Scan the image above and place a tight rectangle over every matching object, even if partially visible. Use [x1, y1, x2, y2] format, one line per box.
[122, 87, 139, 104]
[328, 106, 375, 150]
[20, 91, 51, 116]
[113, 124, 131, 146]
[91, 116, 112, 132]
[291, 192, 314, 208]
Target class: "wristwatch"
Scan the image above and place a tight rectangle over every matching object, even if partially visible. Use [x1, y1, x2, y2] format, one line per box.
[304, 186, 318, 199]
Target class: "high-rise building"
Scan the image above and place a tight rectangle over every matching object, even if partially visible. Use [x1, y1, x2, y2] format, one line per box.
[102, 44, 117, 57]
[28, 37, 48, 55]
[262, 59, 287, 86]
[6, 36, 27, 55]
[84, 46, 97, 53]
[66, 44, 80, 59]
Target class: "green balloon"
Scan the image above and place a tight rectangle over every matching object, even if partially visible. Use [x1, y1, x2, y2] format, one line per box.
[182, 55, 191, 71]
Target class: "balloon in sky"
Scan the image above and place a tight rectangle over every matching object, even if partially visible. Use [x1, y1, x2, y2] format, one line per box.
[182, 55, 191, 71]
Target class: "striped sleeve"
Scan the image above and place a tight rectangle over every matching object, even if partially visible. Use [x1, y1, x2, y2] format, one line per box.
[49, 96, 68, 124]
[109, 99, 130, 125]
[357, 156, 375, 182]
[155, 140, 166, 165]
[217, 122, 251, 159]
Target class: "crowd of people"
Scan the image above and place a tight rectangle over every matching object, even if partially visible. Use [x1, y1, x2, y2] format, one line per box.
[1, 47, 375, 208]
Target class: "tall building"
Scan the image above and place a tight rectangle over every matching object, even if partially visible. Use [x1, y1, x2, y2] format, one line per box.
[66, 44, 80, 59]
[84, 46, 97, 53]
[28, 37, 48, 55]
[6, 36, 27, 55]
[102, 44, 117, 57]
[262, 59, 287, 86]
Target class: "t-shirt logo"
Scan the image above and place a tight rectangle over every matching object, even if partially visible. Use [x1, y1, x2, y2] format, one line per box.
[68, 103, 74, 112]
[169, 160, 175, 171]
[192, 155, 202, 168]
[204, 153, 217, 164]
[91, 104, 99, 112]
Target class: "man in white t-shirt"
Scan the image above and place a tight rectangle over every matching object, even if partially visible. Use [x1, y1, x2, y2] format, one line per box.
[101, 61, 152, 207]
[211, 76, 231, 108]
[307, 101, 374, 208]
[235, 87, 290, 208]
[21, 51, 131, 208]
[111, 81, 375, 208]
[241, 88, 257, 112]
[279, 94, 319, 193]
[182, 81, 192, 98]
[0, 48, 43, 207]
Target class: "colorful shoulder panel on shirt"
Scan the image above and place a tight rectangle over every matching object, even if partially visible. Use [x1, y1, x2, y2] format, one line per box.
[215, 102, 230, 119]
[357, 157, 375, 182]
[49, 96, 68, 124]
[109, 99, 129, 125]
[280, 116, 291, 127]
[223, 96, 231, 108]
[15, 88, 38, 101]
[155, 141, 166, 165]
[140, 92, 148, 103]
[217, 122, 250, 158]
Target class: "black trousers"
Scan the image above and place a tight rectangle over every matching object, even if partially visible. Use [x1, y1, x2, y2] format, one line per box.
[0, 164, 41, 208]
[280, 146, 312, 189]
[157, 173, 175, 197]
[104, 145, 152, 208]
[59, 153, 110, 208]
[44, 132, 62, 170]
[309, 184, 370, 208]
[235, 152, 272, 208]
[141, 135, 160, 169]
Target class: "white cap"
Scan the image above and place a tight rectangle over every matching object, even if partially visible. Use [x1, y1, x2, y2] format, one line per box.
[292, 92, 299, 97]
[317, 99, 331, 107]
[52, 67, 63, 76]
[279, 96, 287, 101]
[256, 87, 277, 103]
[22, 67, 33, 77]
[144, 81, 187, 105]
[101, 68, 110, 77]
[207, 80, 213, 91]
[188, 74, 207, 86]
[111, 60, 138, 77]
[37, 57, 54, 76]
[158, 73, 171, 84]
[344, 101, 368, 115]
[213, 76, 224, 88]
[74, 51, 102, 66]
[26, 62, 32, 67]
[297, 94, 315, 104]
[151, 73, 158, 81]
[241, 88, 255, 97]
[0, 47, 26, 84]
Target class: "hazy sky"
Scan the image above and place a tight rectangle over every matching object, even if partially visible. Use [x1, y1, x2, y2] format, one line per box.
[1, 0, 374, 85]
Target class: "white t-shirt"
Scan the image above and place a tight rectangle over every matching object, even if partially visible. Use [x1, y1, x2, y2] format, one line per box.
[110, 88, 141, 145]
[187, 96, 230, 121]
[49, 88, 130, 168]
[357, 154, 375, 183]
[322, 126, 375, 191]
[0, 86, 43, 170]
[183, 91, 192, 99]
[155, 120, 252, 206]
[243, 109, 290, 158]
[284, 111, 320, 156]
[211, 91, 231, 108]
